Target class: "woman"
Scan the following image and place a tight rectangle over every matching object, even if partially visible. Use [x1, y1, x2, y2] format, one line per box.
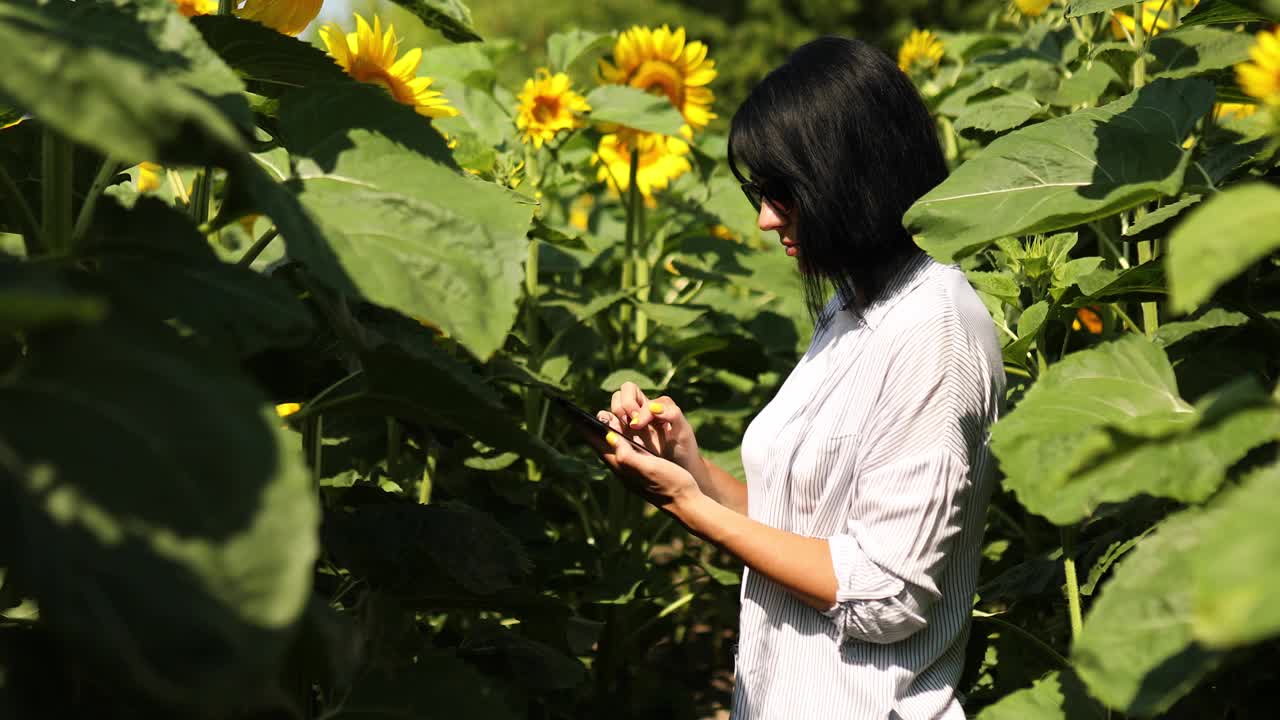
[593, 37, 1005, 719]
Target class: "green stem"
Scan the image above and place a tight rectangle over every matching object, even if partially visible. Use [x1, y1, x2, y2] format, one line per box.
[309, 414, 324, 492]
[385, 417, 401, 482]
[619, 147, 640, 335]
[41, 128, 74, 256]
[1131, 2, 1148, 90]
[633, 185, 649, 363]
[188, 168, 213, 225]
[524, 234, 544, 440]
[237, 228, 278, 267]
[1137, 238, 1159, 335]
[1112, 303, 1143, 334]
[218, 0, 233, 14]
[1062, 526, 1085, 643]
[72, 158, 121, 245]
[419, 444, 436, 505]
[0, 162, 42, 255]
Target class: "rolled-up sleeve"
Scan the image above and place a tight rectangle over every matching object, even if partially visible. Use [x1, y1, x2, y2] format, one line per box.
[822, 315, 986, 645]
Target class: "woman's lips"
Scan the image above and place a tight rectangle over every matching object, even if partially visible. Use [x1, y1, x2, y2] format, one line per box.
[781, 237, 798, 256]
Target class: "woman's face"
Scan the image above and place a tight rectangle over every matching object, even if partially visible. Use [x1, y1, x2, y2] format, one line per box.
[757, 198, 798, 258]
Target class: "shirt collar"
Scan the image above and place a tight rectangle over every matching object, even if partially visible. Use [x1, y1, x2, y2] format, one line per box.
[833, 252, 941, 331]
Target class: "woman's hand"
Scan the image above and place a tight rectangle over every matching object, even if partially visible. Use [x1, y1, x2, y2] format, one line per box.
[590, 411, 701, 510]
[609, 382, 710, 488]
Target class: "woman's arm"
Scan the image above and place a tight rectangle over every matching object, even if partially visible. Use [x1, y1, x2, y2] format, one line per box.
[700, 456, 748, 515]
[672, 490, 835, 610]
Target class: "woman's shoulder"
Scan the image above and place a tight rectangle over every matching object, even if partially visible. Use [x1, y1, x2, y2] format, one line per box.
[878, 262, 1003, 374]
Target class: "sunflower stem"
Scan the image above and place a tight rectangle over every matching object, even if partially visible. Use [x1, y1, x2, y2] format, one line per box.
[237, 227, 278, 267]
[1062, 526, 1085, 643]
[0, 162, 42, 255]
[633, 164, 649, 364]
[218, 0, 233, 15]
[619, 145, 639, 343]
[1131, 2, 1148, 90]
[72, 157, 122, 246]
[524, 226, 545, 454]
[41, 128, 75, 257]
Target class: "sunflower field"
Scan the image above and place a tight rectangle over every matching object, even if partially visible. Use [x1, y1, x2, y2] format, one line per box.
[2, 0, 1280, 718]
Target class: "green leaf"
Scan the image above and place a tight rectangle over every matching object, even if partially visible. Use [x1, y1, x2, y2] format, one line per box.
[1002, 300, 1049, 366]
[191, 15, 349, 98]
[323, 500, 529, 599]
[0, 264, 106, 332]
[1154, 307, 1249, 347]
[458, 627, 587, 691]
[278, 83, 536, 361]
[992, 336, 1280, 524]
[1179, 0, 1274, 28]
[634, 301, 707, 328]
[87, 197, 313, 356]
[1166, 183, 1280, 314]
[954, 93, 1042, 136]
[1066, 0, 1135, 17]
[331, 650, 517, 719]
[386, 0, 483, 43]
[1071, 260, 1165, 305]
[1190, 462, 1280, 647]
[0, 323, 318, 712]
[547, 29, 613, 73]
[1074, 463, 1280, 714]
[584, 85, 686, 138]
[906, 79, 1214, 262]
[599, 369, 658, 393]
[1050, 62, 1122, 107]
[1151, 26, 1255, 80]
[1122, 194, 1203, 239]
[0, 0, 249, 165]
[975, 670, 1106, 720]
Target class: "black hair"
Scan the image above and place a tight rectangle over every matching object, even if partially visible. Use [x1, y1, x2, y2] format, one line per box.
[728, 36, 947, 328]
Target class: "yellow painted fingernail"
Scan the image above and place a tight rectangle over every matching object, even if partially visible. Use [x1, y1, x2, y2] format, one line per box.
[649, 402, 665, 413]
[629, 412, 640, 427]
[605, 432, 619, 447]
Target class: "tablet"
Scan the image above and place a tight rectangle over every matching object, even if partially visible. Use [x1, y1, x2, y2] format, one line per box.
[549, 394, 650, 453]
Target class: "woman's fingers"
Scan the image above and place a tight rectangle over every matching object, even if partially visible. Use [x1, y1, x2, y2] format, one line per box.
[617, 381, 649, 428]
[628, 394, 685, 432]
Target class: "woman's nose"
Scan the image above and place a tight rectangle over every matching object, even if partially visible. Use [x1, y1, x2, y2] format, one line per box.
[757, 201, 787, 231]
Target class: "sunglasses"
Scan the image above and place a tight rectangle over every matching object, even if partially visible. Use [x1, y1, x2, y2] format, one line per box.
[740, 180, 793, 216]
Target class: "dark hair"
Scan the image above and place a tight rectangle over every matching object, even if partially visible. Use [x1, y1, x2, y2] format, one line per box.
[728, 36, 947, 327]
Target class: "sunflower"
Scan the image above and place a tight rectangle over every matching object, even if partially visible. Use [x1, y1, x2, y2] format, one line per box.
[1072, 306, 1103, 334]
[598, 25, 718, 133]
[1213, 102, 1258, 121]
[135, 162, 162, 192]
[319, 14, 459, 119]
[172, 0, 216, 18]
[235, 0, 323, 36]
[1237, 27, 1280, 106]
[1110, 1, 1198, 41]
[516, 69, 591, 148]
[593, 131, 691, 203]
[898, 30, 945, 73]
[275, 403, 302, 418]
[1015, 0, 1052, 18]
[568, 195, 595, 231]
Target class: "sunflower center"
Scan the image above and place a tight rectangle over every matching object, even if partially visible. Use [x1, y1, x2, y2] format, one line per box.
[630, 60, 685, 109]
[532, 95, 562, 124]
[349, 60, 414, 106]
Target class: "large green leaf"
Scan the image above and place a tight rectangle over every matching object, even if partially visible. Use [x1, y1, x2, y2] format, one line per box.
[975, 671, 1106, 720]
[1066, 0, 1137, 17]
[1074, 463, 1280, 714]
[277, 83, 535, 361]
[584, 85, 687, 137]
[1179, 0, 1274, 27]
[323, 500, 530, 600]
[0, 0, 248, 165]
[86, 197, 313, 356]
[906, 79, 1214, 262]
[0, 263, 106, 332]
[1151, 26, 1255, 79]
[191, 14, 350, 98]
[0, 323, 318, 712]
[991, 336, 1280, 524]
[1166, 183, 1280, 314]
[387, 0, 483, 43]
[954, 93, 1043, 136]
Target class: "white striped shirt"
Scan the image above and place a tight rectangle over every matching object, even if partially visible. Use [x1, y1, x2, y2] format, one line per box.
[733, 252, 1005, 719]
